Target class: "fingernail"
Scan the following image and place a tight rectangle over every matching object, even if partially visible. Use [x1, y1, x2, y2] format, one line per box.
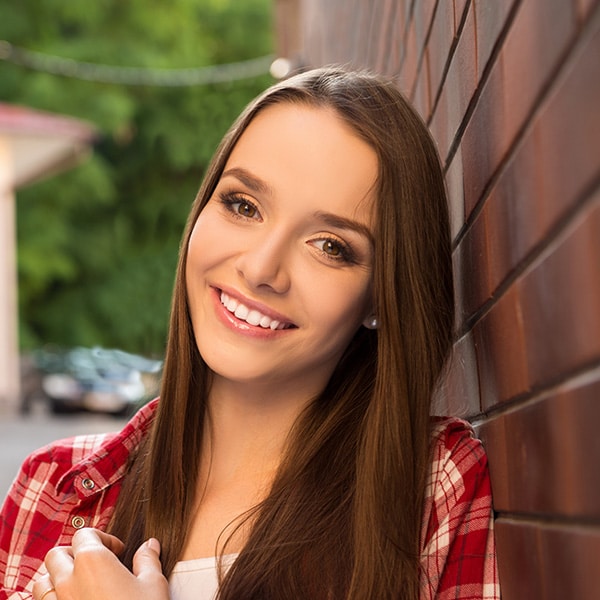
[147, 537, 160, 554]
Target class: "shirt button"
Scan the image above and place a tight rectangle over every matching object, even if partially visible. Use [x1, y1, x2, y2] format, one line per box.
[81, 478, 95, 490]
[71, 516, 86, 529]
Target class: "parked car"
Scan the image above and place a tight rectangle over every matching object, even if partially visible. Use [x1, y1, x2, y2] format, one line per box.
[32, 346, 162, 416]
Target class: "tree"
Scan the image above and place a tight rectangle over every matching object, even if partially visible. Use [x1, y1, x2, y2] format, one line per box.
[0, 0, 274, 355]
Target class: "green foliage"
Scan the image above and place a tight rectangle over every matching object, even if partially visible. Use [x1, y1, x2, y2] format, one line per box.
[1, 0, 274, 355]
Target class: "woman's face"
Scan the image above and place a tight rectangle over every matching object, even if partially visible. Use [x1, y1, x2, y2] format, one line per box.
[186, 103, 378, 398]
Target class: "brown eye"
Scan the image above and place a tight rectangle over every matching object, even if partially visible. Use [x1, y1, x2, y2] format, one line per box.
[323, 240, 342, 256]
[311, 237, 356, 263]
[237, 202, 256, 218]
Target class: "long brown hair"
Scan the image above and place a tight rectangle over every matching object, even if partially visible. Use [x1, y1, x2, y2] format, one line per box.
[109, 68, 454, 599]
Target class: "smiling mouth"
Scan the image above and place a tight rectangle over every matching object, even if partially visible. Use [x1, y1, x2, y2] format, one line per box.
[220, 291, 295, 330]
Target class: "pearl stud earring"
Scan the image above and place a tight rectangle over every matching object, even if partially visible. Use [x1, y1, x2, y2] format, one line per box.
[363, 316, 378, 330]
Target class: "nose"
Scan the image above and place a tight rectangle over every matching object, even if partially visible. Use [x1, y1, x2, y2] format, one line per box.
[235, 230, 291, 294]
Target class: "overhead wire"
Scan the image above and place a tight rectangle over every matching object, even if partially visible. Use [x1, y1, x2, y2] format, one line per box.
[0, 41, 274, 87]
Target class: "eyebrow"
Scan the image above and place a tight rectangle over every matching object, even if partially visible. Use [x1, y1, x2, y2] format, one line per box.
[221, 167, 273, 196]
[221, 167, 374, 245]
[313, 211, 374, 245]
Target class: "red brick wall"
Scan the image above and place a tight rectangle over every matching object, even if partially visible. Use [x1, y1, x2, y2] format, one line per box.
[275, 1, 600, 597]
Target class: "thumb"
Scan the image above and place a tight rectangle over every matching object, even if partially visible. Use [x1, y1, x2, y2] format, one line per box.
[132, 538, 164, 579]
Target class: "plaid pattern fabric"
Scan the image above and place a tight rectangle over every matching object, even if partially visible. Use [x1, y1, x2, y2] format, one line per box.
[0, 403, 498, 599]
[420, 418, 500, 599]
[0, 399, 157, 600]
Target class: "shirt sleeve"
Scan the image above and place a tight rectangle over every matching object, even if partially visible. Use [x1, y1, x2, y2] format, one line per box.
[0, 403, 154, 599]
[0, 435, 104, 597]
[420, 419, 500, 600]
[0, 447, 54, 599]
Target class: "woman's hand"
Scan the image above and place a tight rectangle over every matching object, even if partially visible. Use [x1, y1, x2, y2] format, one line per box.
[32, 528, 170, 600]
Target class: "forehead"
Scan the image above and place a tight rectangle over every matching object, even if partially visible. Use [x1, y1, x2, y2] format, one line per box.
[224, 102, 379, 224]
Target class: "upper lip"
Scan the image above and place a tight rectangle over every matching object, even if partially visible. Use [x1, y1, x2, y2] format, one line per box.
[214, 285, 297, 328]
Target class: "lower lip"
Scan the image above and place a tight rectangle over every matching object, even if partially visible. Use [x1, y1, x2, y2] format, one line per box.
[211, 288, 292, 339]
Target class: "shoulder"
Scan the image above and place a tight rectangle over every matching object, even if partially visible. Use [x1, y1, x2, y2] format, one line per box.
[0, 400, 159, 592]
[420, 418, 499, 598]
[20, 432, 111, 478]
[428, 417, 488, 488]
[422, 417, 492, 544]
[17, 398, 159, 491]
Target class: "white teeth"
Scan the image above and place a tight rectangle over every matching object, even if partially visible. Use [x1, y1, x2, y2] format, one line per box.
[234, 304, 249, 319]
[246, 310, 262, 326]
[220, 291, 288, 330]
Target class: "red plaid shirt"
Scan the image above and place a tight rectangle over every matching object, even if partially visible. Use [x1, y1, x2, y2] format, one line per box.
[0, 400, 499, 599]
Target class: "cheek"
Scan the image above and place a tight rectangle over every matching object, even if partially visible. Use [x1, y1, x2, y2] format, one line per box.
[311, 275, 372, 332]
[186, 213, 228, 274]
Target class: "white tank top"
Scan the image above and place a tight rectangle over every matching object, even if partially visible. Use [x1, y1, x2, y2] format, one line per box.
[169, 555, 237, 600]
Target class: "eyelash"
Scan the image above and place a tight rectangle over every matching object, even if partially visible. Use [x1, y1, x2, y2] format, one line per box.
[219, 192, 261, 220]
[217, 191, 357, 264]
[312, 237, 357, 264]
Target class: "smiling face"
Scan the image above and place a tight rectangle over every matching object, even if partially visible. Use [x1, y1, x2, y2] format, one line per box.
[185, 102, 378, 400]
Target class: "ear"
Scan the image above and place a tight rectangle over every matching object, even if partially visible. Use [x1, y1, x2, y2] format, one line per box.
[362, 315, 378, 330]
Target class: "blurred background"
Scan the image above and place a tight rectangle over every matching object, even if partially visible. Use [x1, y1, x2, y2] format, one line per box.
[0, 0, 275, 496]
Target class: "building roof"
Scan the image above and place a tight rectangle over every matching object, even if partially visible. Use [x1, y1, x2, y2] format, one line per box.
[0, 103, 97, 189]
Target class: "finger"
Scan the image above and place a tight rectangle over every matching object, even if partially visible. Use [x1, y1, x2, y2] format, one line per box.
[71, 527, 125, 556]
[37, 586, 57, 600]
[132, 538, 161, 577]
[44, 545, 75, 580]
[32, 574, 55, 600]
[132, 539, 168, 588]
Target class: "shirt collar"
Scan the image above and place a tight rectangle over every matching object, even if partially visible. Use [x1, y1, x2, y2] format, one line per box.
[56, 398, 159, 496]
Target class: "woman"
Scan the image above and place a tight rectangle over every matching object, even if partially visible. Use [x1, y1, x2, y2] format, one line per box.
[1, 68, 498, 600]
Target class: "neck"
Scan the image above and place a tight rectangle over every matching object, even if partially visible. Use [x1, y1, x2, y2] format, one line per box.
[200, 377, 316, 487]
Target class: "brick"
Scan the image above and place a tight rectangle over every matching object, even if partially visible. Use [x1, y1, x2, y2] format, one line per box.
[411, 48, 431, 120]
[472, 189, 600, 409]
[373, 0, 397, 73]
[432, 332, 481, 417]
[535, 17, 600, 225]
[429, 2, 477, 162]
[460, 52, 509, 216]
[494, 519, 600, 600]
[473, 0, 518, 83]
[520, 195, 600, 389]
[385, 1, 404, 76]
[348, 0, 363, 60]
[472, 283, 530, 408]
[354, 0, 378, 68]
[461, 0, 576, 216]
[477, 414, 511, 508]
[451, 240, 467, 331]
[427, 0, 455, 102]
[445, 150, 465, 240]
[398, 0, 412, 36]
[453, 0, 469, 32]
[484, 128, 547, 296]
[400, 18, 419, 95]
[450, 1, 478, 125]
[412, 0, 437, 61]
[453, 200, 494, 321]
[501, 0, 576, 142]
[479, 376, 600, 517]
[459, 128, 545, 313]
[460, 13, 600, 299]
[574, 0, 598, 21]
[428, 80, 453, 166]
